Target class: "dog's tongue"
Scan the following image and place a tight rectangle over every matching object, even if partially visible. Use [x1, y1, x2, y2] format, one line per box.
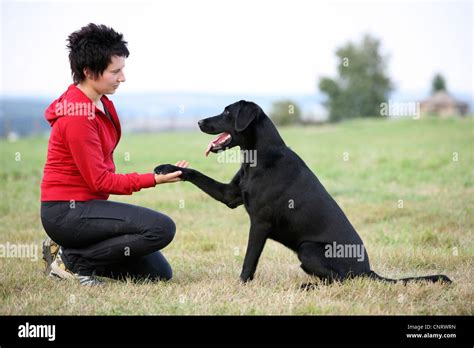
[204, 143, 213, 157]
[204, 132, 230, 157]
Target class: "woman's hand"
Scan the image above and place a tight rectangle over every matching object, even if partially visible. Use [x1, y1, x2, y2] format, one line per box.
[154, 160, 189, 184]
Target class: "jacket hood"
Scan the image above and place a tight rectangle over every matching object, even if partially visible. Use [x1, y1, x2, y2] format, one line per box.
[45, 84, 109, 126]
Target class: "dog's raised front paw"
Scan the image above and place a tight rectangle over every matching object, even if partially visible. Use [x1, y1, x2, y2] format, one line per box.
[154, 164, 180, 175]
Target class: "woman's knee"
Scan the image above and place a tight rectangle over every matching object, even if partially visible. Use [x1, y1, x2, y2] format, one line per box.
[146, 214, 176, 249]
[159, 215, 176, 247]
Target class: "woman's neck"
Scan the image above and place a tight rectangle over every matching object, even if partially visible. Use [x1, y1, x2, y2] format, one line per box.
[77, 82, 102, 104]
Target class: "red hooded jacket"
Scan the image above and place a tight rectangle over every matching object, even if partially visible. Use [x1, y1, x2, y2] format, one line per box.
[41, 84, 156, 201]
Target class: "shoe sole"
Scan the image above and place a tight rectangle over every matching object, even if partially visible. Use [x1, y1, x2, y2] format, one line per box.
[49, 258, 75, 280]
[42, 238, 59, 275]
[49, 269, 103, 286]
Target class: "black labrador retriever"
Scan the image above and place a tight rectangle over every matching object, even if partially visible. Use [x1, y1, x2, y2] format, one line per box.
[155, 100, 451, 285]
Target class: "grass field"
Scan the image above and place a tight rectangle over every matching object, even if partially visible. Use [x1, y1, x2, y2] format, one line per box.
[0, 116, 473, 315]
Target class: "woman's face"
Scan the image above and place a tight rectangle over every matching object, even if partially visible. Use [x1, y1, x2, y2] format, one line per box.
[85, 55, 126, 95]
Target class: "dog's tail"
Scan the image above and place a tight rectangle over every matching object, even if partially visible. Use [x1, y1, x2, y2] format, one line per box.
[367, 271, 452, 284]
[299, 271, 452, 290]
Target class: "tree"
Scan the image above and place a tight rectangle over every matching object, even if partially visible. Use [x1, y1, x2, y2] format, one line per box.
[269, 99, 302, 126]
[318, 34, 393, 122]
[431, 73, 447, 94]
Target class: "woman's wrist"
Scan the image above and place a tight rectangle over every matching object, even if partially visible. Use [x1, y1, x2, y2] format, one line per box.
[154, 171, 182, 185]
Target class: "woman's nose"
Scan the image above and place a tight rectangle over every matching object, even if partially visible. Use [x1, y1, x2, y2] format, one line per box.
[118, 72, 126, 83]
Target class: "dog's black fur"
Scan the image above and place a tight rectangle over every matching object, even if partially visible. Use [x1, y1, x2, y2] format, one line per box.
[155, 100, 451, 285]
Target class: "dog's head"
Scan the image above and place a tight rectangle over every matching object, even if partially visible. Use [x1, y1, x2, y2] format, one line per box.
[198, 100, 263, 156]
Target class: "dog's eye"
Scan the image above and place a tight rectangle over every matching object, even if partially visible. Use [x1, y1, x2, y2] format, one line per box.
[224, 110, 230, 115]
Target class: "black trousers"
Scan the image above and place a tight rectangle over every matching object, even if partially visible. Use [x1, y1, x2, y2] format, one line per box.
[40, 200, 176, 280]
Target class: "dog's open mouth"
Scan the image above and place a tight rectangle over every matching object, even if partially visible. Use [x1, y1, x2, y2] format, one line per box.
[204, 132, 232, 156]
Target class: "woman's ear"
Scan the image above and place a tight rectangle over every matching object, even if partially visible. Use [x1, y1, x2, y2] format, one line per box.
[83, 67, 91, 80]
[83, 67, 98, 81]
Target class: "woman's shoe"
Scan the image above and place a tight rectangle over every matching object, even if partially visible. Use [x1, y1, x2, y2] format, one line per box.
[49, 248, 75, 280]
[42, 237, 60, 275]
[76, 273, 103, 286]
[49, 248, 103, 286]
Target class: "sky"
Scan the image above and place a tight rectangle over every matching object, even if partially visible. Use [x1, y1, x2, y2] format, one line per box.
[1, 0, 472, 97]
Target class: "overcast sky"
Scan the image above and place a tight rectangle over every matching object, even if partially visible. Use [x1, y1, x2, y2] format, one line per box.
[1, 0, 472, 97]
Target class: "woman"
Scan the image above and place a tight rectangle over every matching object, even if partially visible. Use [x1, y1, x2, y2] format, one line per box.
[40, 23, 186, 286]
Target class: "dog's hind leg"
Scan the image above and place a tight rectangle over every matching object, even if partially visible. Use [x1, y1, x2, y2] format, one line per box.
[297, 242, 342, 288]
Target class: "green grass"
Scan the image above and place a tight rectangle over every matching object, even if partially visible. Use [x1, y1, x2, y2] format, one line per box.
[1, 116, 473, 315]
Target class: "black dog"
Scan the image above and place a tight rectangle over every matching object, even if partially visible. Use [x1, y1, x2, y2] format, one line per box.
[155, 100, 451, 285]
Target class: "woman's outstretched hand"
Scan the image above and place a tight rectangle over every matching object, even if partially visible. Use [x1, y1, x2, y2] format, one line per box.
[154, 160, 189, 184]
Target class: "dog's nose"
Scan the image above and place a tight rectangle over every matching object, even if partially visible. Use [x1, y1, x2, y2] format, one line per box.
[198, 120, 204, 127]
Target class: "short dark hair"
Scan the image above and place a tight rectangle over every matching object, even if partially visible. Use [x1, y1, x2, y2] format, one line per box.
[67, 23, 129, 84]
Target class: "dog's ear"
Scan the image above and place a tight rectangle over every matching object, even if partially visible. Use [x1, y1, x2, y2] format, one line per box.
[235, 101, 261, 132]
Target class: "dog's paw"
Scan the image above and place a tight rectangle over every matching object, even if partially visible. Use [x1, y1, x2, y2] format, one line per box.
[154, 164, 181, 175]
[239, 273, 254, 283]
[299, 282, 318, 291]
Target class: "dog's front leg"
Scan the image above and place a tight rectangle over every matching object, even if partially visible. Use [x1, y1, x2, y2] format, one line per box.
[240, 222, 269, 282]
[155, 164, 243, 208]
[184, 170, 243, 208]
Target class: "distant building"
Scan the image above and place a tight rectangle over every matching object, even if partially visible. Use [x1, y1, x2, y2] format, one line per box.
[419, 91, 469, 117]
